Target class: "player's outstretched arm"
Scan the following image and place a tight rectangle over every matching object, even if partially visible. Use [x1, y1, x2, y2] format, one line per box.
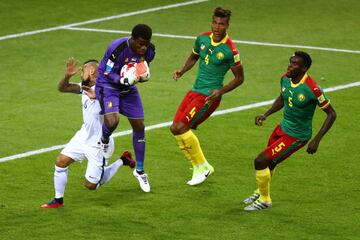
[58, 57, 81, 94]
[173, 52, 199, 81]
[307, 104, 337, 154]
[255, 94, 284, 126]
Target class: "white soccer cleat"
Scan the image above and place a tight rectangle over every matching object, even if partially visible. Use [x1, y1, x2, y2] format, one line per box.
[187, 162, 214, 186]
[133, 169, 150, 192]
[244, 199, 272, 211]
[243, 191, 260, 204]
[186, 164, 199, 184]
[98, 137, 114, 159]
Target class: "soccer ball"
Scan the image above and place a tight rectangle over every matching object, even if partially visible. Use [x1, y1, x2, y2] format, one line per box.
[120, 63, 139, 86]
[120, 61, 150, 86]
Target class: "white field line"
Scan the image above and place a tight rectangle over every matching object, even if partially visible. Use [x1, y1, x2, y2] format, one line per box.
[0, 0, 208, 41]
[65, 27, 360, 54]
[1, 81, 359, 163]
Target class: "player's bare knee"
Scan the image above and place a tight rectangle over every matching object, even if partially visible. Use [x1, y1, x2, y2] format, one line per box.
[133, 123, 144, 132]
[170, 125, 177, 134]
[55, 159, 66, 168]
[129, 118, 145, 132]
[104, 115, 119, 130]
[55, 155, 72, 168]
[107, 121, 118, 131]
[84, 180, 97, 190]
[254, 152, 269, 170]
[170, 124, 182, 135]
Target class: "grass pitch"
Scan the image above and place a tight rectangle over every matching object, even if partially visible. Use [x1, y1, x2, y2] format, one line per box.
[0, 0, 360, 239]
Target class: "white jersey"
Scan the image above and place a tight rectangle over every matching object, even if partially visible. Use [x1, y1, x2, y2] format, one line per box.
[61, 85, 114, 183]
[75, 87, 103, 147]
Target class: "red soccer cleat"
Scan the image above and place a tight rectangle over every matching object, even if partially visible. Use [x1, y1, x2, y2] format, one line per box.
[120, 150, 136, 168]
[40, 199, 64, 209]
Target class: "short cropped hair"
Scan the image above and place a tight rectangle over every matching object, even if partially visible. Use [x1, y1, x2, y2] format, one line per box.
[213, 7, 232, 23]
[294, 51, 312, 69]
[83, 59, 98, 65]
[131, 24, 152, 40]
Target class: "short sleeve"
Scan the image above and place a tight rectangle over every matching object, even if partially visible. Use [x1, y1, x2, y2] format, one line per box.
[315, 86, 330, 109]
[192, 36, 201, 55]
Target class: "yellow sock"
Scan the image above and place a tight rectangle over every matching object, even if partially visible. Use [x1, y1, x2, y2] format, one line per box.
[253, 169, 274, 194]
[256, 168, 271, 203]
[174, 133, 193, 162]
[174, 130, 206, 165]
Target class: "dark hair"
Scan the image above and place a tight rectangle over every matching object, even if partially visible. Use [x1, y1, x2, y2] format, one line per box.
[213, 7, 231, 23]
[83, 59, 98, 65]
[131, 24, 152, 40]
[294, 51, 312, 69]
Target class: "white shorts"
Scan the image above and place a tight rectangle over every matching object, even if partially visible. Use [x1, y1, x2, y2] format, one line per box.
[61, 134, 114, 184]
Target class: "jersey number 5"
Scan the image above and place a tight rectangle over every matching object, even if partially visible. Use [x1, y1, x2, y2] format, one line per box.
[272, 142, 286, 156]
[288, 97, 293, 107]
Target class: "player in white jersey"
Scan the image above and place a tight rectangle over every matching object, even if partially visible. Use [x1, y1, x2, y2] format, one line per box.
[41, 58, 135, 208]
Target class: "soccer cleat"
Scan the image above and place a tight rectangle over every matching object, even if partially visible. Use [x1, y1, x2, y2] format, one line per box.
[98, 138, 113, 159]
[133, 169, 150, 192]
[244, 199, 272, 211]
[120, 150, 136, 168]
[188, 164, 200, 181]
[187, 162, 214, 186]
[243, 191, 260, 204]
[40, 199, 64, 209]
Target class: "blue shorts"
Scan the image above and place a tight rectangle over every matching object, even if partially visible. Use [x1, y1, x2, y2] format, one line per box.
[95, 85, 144, 119]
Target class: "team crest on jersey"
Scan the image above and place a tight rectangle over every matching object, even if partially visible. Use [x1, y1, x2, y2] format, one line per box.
[124, 58, 129, 63]
[107, 101, 113, 108]
[297, 94, 305, 101]
[200, 44, 206, 51]
[217, 52, 224, 60]
[318, 94, 325, 103]
[281, 87, 286, 92]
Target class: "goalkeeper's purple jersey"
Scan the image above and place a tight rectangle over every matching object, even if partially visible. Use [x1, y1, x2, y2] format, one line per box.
[96, 37, 155, 89]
